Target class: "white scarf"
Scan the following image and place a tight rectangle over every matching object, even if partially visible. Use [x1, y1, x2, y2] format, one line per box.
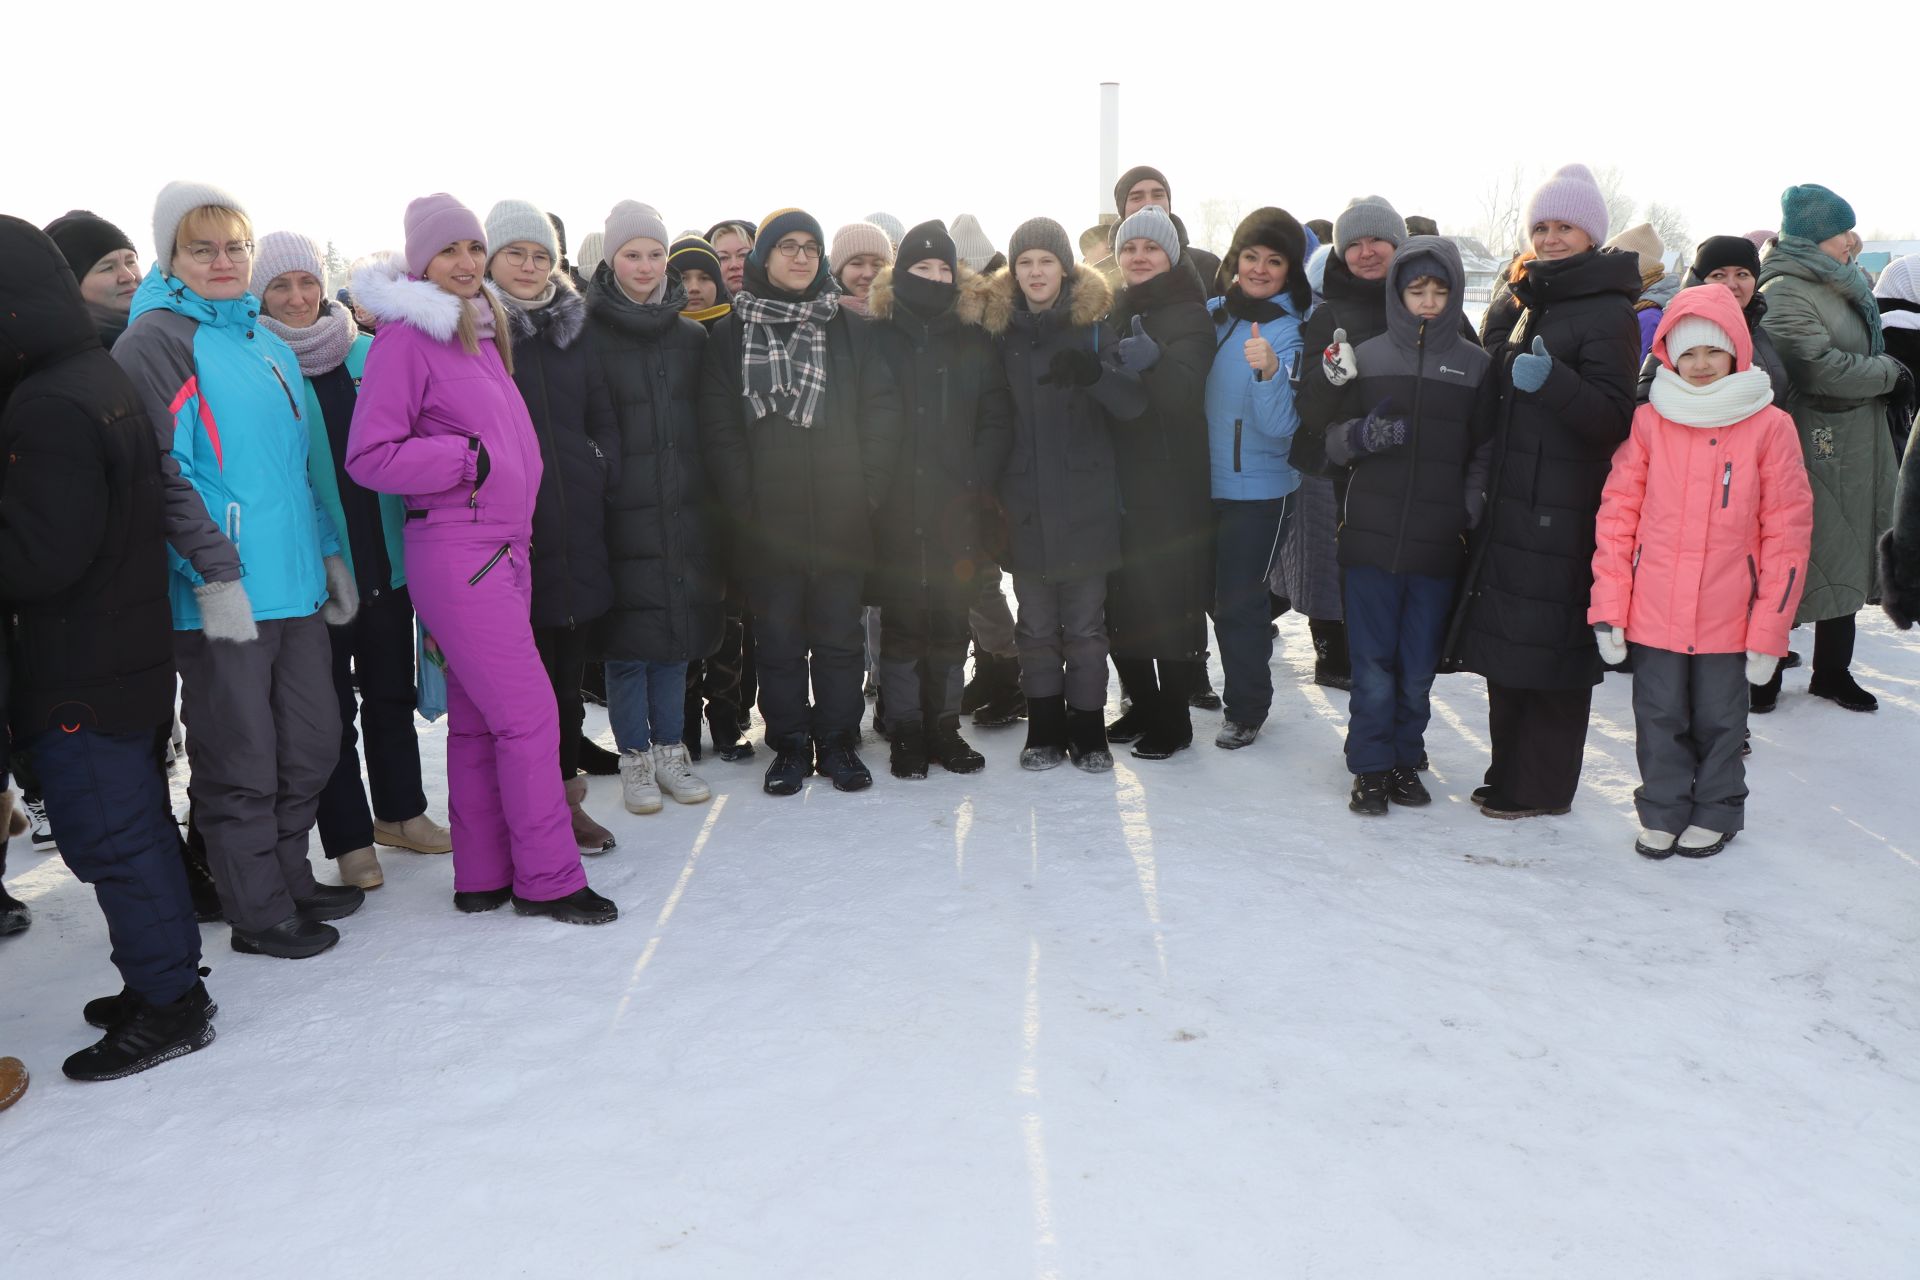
[1649, 365, 1776, 429]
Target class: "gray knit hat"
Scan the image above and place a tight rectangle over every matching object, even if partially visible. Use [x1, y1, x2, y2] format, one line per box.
[605, 200, 670, 258]
[1008, 217, 1073, 270]
[484, 199, 560, 266]
[577, 231, 605, 276]
[864, 211, 906, 249]
[152, 179, 248, 272]
[1334, 194, 1404, 256]
[949, 214, 995, 272]
[249, 230, 324, 296]
[1113, 204, 1180, 266]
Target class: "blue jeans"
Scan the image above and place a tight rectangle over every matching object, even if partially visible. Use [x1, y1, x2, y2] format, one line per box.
[1212, 496, 1293, 727]
[605, 659, 689, 753]
[1343, 564, 1454, 774]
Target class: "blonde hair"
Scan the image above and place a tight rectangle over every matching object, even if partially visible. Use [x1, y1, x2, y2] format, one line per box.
[454, 287, 515, 374]
[174, 205, 253, 268]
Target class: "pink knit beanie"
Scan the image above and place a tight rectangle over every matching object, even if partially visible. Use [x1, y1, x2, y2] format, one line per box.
[404, 193, 486, 276]
[249, 230, 324, 296]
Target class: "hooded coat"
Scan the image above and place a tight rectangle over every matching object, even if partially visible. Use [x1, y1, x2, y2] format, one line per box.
[1636, 291, 1790, 408]
[0, 217, 174, 737]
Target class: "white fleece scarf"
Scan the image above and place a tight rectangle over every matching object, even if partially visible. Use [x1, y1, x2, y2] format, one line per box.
[1648, 364, 1776, 429]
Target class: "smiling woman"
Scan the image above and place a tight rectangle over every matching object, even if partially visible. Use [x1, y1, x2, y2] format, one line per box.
[42, 209, 140, 346]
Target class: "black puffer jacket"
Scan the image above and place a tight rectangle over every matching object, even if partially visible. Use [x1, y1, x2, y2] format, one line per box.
[1447, 247, 1642, 688]
[699, 263, 903, 580]
[985, 264, 1144, 582]
[0, 216, 173, 737]
[864, 266, 1015, 605]
[588, 265, 724, 662]
[1105, 257, 1217, 660]
[503, 275, 618, 630]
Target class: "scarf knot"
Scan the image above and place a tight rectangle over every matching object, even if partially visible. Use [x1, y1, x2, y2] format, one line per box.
[733, 289, 840, 427]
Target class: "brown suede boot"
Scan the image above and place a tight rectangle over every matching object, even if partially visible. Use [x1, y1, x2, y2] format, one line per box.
[567, 775, 616, 855]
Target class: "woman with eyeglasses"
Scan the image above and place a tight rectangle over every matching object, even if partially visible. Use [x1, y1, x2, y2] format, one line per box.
[112, 181, 364, 959]
[700, 208, 904, 796]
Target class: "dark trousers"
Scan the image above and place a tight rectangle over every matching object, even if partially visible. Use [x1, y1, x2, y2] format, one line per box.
[969, 567, 1018, 657]
[1213, 496, 1292, 727]
[1343, 564, 1454, 774]
[685, 608, 749, 748]
[32, 726, 201, 1004]
[315, 586, 426, 857]
[745, 572, 865, 744]
[534, 621, 592, 779]
[1012, 573, 1109, 709]
[1756, 613, 1856, 704]
[1631, 646, 1748, 834]
[1115, 656, 1201, 713]
[1484, 680, 1593, 811]
[878, 581, 971, 729]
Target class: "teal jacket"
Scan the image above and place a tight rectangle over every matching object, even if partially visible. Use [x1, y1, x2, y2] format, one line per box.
[305, 335, 406, 590]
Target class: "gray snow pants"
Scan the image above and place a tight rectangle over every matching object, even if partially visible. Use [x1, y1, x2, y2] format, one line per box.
[1629, 645, 1748, 836]
[969, 567, 1019, 658]
[175, 613, 340, 932]
[1011, 573, 1109, 710]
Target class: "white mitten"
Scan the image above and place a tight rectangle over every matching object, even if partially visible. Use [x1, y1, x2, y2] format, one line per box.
[1745, 651, 1779, 686]
[1321, 326, 1358, 386]
[1594, 624, 1628, 666]
[194, 579, 258, 643]
[321, 554, 360, 626]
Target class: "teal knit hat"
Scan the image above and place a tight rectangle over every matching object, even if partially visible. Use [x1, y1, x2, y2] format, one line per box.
[1779, 184, 1855, 244]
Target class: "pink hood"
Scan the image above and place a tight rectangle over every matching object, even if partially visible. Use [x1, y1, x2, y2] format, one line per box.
[1649, 284, 1752, 372]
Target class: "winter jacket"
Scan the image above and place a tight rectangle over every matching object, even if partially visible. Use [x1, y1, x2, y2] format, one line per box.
[1204, 292, 1305, 501]
[864, 266, 1016, 606]
[983, 264, 1143, 582]
[302, 332, 408, 598]
[1758, 237, 1904, 622]
[1590, 286, 1813, 657]
[698, 278, 903, 580]
[1636, 292, 1790, 408]
[586, 267, 723, 661]
[1328, 237, 1496, 578]
[1291, 254, 1393, 478]
[504, 275, 619, 631]
[0, 217, 173, 736]
[113, 267, 338, 630]
[1105, 256, 1217, 659]
[1446, 247, 1642, 688]
[345, 257, 542, 544]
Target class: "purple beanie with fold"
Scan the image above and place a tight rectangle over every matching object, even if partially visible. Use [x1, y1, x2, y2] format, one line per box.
[404, 193, 486, 276]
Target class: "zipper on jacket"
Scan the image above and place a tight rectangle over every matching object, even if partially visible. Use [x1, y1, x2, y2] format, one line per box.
[226, 502, 242, 546]
[1778, 566, 1796, 613]
[468, 543, 511, 585]
[1747, 554, 1759, 616]
[1721, 461, 1732, 509]
[268, 362, 301, 420]
[1390, 320, 1428, 572]
[1233, 420, 1243, 473]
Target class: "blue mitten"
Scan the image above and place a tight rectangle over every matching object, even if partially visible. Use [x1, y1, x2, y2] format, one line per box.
[1112, 315, 1162, 374]
[1511, 336, 1553, 394]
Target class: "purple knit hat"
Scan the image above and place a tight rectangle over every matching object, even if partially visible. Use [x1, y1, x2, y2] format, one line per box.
[404, 193, 485, 276]
[249, 230, 323, 296]
[1525, 163, 1609, 246]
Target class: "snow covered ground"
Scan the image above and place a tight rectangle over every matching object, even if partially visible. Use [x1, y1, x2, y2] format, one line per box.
[3, 609, 1918, 1278]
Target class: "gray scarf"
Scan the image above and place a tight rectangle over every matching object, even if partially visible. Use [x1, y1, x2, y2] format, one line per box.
[258, 298, 358, 376]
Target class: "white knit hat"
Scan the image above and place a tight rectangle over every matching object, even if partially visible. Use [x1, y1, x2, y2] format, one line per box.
[949, 214, 995, 272]
[248, 231, 323, 296]
[577, 231, 605, 276]
[484, 199, 559, 267]
[1664, 314, 1735, 360]
[152, 179, 248, 272]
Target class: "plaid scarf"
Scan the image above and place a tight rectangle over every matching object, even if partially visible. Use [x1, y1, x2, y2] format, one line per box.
[733, 288, 840, 427]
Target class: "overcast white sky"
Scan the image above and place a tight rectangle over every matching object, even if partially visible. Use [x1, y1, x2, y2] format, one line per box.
[5, 0, 1913, 268]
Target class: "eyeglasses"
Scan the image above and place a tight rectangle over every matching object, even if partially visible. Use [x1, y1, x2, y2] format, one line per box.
[773, 239, 822, 262]
[498, 246, 553, 270]
[184, 240, 254, 265]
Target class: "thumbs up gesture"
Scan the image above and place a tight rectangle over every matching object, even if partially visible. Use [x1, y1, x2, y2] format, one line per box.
[1113, 313, 1162, 374]
[1243, 321, 1279, 380]
[1510, 334, 1554, 394]
[1321, 325, 1358, 386]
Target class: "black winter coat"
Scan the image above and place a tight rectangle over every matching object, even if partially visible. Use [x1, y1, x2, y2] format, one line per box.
[1447, 248, 1642, 688]
[864, 267, 1015, 607]
[1106, 257, 1217, 660]
[985, 264, 1144, 582]
[587, 267, 724, 662]
[699, 277, 903, 581]
[0, 217, 173, 737]
[503, 276, 619, 631]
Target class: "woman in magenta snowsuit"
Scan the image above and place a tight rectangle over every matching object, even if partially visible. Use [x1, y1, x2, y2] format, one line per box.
[346, 194, 615, 925]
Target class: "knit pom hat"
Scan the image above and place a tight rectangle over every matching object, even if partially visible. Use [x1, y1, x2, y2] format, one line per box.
[830, 222, 893, 270]
[484, 199, 560, 267]
[1524, 164, 1609, 246]
[949, 215, 994, 273]
[577, 231, 605, 277]
[1008, 217, 1073, 270]
[42, 210, 136, 279]
[152, 180, 248, 271]
[1663, 314, 1736, 360]
[1113, 204, 1180, 267]
[1333, 194, 1404, 256]
[863, 212, 906, 249]
[670, 236, 728, 296]
[898, 220, 958, 275]
[1605, 222, 1665, 279]
[249, 230, 324, 295]
[605, 200, 670, 260]
[1688, 234, 1762, 284]
[749, 209, 825, 267]
[1113, 164, 1171, 216]
[1779, 184, 1855, 244]
[404, 193, 485, 276]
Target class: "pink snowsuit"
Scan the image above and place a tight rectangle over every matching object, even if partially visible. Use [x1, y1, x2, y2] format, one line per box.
[345, 259, 586, 901]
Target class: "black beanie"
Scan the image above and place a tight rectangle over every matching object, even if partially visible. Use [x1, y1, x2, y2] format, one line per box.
[897, 220, 958, 275]
[1113, 165, 1171, 217]
[1221, 207, 1312, 311]
[670, 236, 730, 302]
[1305, 218, 1333, 246]
[42, 209, 136, 279]
[1404, 215, 1439, 237]
[1688, 234, 1763, 284]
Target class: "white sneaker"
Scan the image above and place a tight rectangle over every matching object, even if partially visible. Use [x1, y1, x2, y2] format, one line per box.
[620, 748, 662, 814]
[24, 796, 54, 850]
[652, 743, 711, 805]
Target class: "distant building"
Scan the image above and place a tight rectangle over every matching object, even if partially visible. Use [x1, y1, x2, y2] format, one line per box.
[1445, 235, 1505, 309]
[1860, 240, 1920, 282]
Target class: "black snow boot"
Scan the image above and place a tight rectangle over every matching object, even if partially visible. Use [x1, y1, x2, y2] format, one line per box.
[930, 716, 987, 774]
[1020, 695, 1069, 771]
[1386, 765, 1432, 807]
[1188, 657, 1222, 710]
[764, 736, 813, 797]
[455, 886, 512, 913]
[889, 721, 930, 780]
[815, 733, 874, 792]
[230, 915, 339, 959]
[513, 886, 618, 925]
[1349, 772, 1390, 816]
[578, 734, 622, 776]
[1065, 706, 1114, 772]
[294, 882, 365, 923]
[970, 655, 1027, 728]
[1808, 668, 1878, 712]
[1131, 678, 1195, 761]
[1311, 619, 1352, 691]
[0, 884, 28, 937]
[63, 986, 216, 1081]
[960, 648, 995, 715]
[85, 971, 216, 1031]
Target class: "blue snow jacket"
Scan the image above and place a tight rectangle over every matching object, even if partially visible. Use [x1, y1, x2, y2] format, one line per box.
[1204, 293, 1305, 501]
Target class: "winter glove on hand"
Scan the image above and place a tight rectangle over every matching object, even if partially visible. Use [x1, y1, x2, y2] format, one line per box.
[194, 578, 258, 644]
[1594, 624, 1628, 666]
[320, 554, 360, 626]
[1745, 651, 1779, 685]
[1510, 336, 1553, 394]
[1112, 315, 1162, 375]
[1042, 347, 1103, 389]
[1465, 486, 1487, 530]
[1321, 327, 1358, 387]
[1326, 400, 1409, 466]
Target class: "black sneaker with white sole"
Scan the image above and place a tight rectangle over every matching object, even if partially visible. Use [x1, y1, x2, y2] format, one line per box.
[63, 989, 215, 1082]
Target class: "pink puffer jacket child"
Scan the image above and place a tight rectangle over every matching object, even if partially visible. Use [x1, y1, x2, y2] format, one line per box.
[1590, 285, 1813, 657]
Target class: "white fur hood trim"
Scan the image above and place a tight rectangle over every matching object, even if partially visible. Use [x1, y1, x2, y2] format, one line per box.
[351, 251, 500, 342]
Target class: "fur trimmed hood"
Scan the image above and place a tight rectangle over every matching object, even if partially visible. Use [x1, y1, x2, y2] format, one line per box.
[351, 251, 504, 342]
[499, 271, 586, 350]
[976, 262, 1111, 337]
[867, 263, 996, 325]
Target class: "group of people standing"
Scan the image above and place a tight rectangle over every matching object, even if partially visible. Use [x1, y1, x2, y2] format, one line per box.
[0, 159, 1915, 1097]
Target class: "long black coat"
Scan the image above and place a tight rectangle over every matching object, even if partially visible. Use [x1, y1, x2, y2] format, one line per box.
[985, 264, 1144, 582]
[864, 267, 1014, 608]
[1447, 248, 1642, 688]
[0, 217, 173, 737]
[1105, 257, 1217, 660]
[699, 287, 902, 581]
[504, 277, 619, 630]
[587, 267, 724, 662]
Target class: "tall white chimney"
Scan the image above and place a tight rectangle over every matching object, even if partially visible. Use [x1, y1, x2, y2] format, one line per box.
[1099, 82, 1119, 225]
